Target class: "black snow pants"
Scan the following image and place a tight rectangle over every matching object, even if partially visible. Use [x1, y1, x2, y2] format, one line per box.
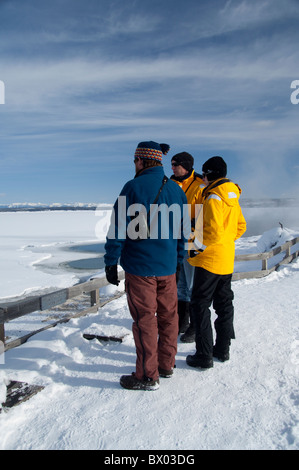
[191, 267, 235, 358]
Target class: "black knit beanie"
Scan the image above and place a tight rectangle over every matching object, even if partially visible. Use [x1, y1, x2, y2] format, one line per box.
[171, 152, 194, 171]
[202, 156, 227, 181]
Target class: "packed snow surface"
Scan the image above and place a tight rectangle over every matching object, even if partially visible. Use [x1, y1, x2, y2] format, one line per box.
[0, 209, 298, 450]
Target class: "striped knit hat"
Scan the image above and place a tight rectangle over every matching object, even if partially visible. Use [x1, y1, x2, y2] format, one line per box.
[134, 141, 170, 162]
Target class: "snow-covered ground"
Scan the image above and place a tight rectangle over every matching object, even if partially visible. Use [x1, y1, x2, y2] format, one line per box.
[0, 209, 299, 450]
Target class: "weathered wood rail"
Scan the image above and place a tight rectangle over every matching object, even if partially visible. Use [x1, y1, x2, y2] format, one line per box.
[0, 272, 125, 350]
[0, 236, 298, 351]
[233, 236, 299, 280]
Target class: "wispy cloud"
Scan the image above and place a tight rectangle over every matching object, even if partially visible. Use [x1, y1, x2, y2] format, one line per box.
[1, 0, 299, 202]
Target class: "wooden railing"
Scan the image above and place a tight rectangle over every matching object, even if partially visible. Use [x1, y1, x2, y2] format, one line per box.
[0, 273, 125, 350]
[1, 236, 298, 351]
[233, 236, 299, 280]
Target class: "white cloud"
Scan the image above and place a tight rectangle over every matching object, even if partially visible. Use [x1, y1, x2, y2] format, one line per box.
[1, 0, 299, 201]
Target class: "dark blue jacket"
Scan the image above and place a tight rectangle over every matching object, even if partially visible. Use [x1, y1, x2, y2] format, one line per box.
[104, 166, 188, 276]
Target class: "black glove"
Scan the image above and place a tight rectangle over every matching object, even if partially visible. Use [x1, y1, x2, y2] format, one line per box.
[105, 265, 119, 286]
[176, 264, 181, 283]
[190, 249, 204, 258]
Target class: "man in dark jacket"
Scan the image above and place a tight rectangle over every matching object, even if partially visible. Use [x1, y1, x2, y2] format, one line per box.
[104, 141, 187, 391]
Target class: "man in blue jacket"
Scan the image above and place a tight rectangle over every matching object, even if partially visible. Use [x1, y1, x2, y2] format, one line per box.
[104, 141, 187, 391]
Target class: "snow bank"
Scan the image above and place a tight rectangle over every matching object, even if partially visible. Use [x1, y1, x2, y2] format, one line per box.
[0, 372, 8, 405]
[257, 225, 298, 252]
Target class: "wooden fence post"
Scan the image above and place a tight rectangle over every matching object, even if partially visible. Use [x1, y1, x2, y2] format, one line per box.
[262, 258, 268, 271]
[0, 323, 5, 345]
[90, 289, 100, 307]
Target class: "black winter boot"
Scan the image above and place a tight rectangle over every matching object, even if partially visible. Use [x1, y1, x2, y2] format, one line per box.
[180, 305, 195, 342]
[213, 338, 231, 362]
[120, 373, 160, 391]
[180, 324, 195, 343]
[178, 300, 190, 334]
[186, 354, 213, 369]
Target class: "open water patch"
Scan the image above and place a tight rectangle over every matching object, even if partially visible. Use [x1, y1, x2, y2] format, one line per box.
[63, 242, 106, 271]
[67, 242, 106, 254]
[67, 256, 105, 271]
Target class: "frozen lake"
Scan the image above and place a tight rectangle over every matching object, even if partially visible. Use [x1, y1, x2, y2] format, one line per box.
[0, 201, 299, 300]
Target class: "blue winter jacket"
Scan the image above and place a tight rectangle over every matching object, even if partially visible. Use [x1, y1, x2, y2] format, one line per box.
[104, 166, 188, 276]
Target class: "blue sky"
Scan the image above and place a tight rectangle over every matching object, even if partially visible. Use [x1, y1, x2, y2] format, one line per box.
[1, 0, 299, 204]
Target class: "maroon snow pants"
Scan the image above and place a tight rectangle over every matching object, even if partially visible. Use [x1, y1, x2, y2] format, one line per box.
[125, 272, 178, 382]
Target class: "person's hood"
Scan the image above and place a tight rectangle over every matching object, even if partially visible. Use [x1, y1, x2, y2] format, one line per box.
[203, 178, 242, 207]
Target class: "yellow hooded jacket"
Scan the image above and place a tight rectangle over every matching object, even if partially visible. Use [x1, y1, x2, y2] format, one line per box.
[171, 170, 205, 222]
[188, 178, 247, 275]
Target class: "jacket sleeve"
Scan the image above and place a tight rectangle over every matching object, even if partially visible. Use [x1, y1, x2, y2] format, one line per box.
[195, 194, 224, 249]
[235, 207, 247, 240]
[188, 179, 205, 224]
[104, 184, 130, 266]
[177, 192, 188, 264]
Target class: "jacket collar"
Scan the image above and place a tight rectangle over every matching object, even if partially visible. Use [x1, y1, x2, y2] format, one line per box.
[170, 169, 193, 182]
[134, 165, 164, 178]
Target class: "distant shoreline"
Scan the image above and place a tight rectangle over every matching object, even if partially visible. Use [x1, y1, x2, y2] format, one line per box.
[0, 204, 113, 212]
[0, 198, 298, 212]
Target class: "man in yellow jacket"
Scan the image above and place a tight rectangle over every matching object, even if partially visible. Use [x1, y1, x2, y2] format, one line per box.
[186, 156, 246, 369]
[170, 152, 205, 338]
